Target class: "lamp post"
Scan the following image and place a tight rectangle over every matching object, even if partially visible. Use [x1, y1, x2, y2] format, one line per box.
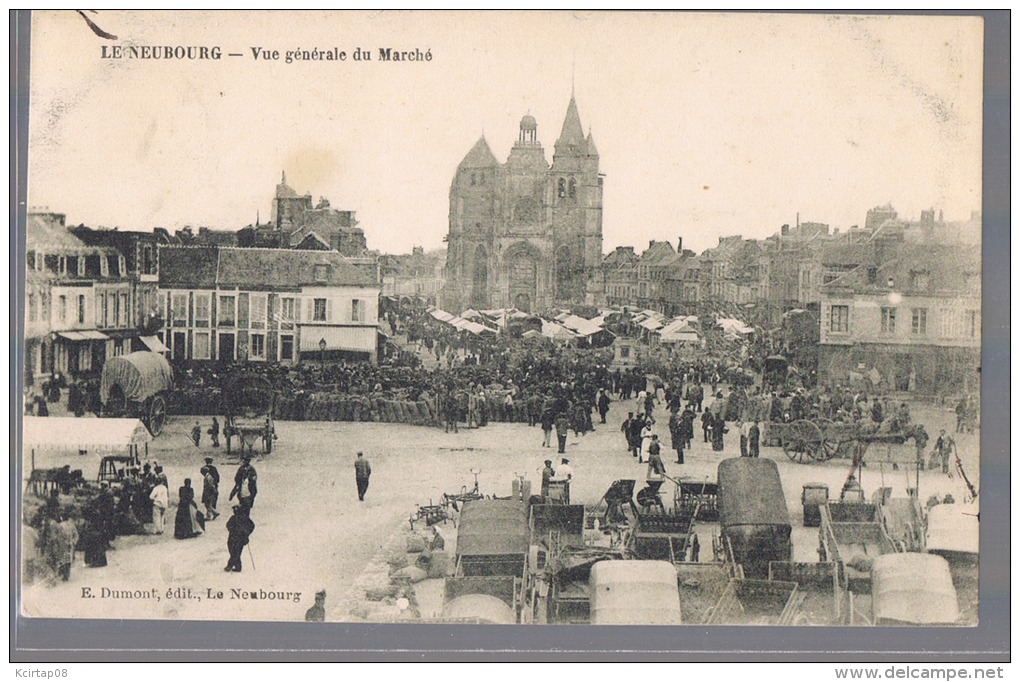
[319, 337, 327, 375]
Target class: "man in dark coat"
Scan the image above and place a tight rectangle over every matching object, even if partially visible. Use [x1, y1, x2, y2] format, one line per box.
[225, 505, 255, 572]
[354, 451, 372, 501]
[680, 404, 696, 451]
[628, 413, 646, 458]
[229, 455, 258, 510]
[749, 421, 761, 458]
[210, 417, 221, 448]
[669, 410, 685, 464]
[621, 412, 635, 454]
[555, 413, 570, 454]
[597, 390, 611, 424]
[701, 408, 713, 443]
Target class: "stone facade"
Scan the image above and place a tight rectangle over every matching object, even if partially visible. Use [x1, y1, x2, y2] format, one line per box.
[443, 96, 604, 313]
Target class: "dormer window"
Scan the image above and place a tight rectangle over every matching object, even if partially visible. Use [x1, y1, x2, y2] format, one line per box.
[909, 271, 929, 290]
[314, 264, 330, 282]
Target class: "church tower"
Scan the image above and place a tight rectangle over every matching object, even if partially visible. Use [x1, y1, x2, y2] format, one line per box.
[445, 136, 500, 312]
[549, 96, 603, 304]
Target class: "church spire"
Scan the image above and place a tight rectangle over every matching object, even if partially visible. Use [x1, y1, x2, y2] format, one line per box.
[555, 95, 586, 153]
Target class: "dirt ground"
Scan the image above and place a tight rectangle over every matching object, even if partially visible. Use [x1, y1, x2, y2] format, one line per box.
[20, 393, 979, 623]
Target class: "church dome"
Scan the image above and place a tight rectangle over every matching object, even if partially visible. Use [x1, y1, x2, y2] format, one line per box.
[520, 114, 537, 131]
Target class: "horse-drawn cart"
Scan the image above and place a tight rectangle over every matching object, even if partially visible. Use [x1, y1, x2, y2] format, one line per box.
[774, 418, 918, 465]
[100, 351, 173, 436]
[222, 374, 276, 456]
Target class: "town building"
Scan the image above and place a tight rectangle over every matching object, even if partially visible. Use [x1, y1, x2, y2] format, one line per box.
[235, 172, 367, 255]
[818, 242, 980, 396]
[443, 94, 604, 313]
[25, 212, 135, 382]
[380, 247, 447, 304]
[603, 246, 640, 308]
[159, 245, 380, 364]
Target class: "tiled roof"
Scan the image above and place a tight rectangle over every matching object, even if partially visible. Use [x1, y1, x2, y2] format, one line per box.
[158, 245, 219, 288]
[216, 247, 375, 288]
[822, 243, 979, 294]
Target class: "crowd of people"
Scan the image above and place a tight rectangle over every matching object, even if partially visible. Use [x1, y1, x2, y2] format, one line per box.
[25, 451, 263, 583]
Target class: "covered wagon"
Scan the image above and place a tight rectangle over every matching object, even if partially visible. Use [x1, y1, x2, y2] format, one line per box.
[100, 351, 174, 436]
[588, 560, 682, 625]
[718, 458, 793, 578]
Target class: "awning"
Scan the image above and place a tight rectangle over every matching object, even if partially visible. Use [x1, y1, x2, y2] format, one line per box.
[58, 330, 109, 341]
[23, 416, 152, 449]
[299, 326, 377, 353]
[139, 335, 170, 353]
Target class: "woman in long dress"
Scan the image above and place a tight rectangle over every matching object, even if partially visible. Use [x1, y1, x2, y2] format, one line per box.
[174, 479, 204, 540]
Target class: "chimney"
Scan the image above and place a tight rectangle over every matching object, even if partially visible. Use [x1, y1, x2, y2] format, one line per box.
[677, 236, 683, 253]
[649, 240, 655, 249]
[781, 224, 790, 236]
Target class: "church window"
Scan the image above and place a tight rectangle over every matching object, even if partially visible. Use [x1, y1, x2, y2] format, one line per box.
[568, 178, 577, 199]
[470, 173, 476, 186]
[479, 172, 485, 185]
[558, 178, 566, 198]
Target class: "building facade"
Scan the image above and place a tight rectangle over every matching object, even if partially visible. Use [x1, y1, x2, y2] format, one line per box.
[443, 95, 604, 313]
[818, 243, 980, 395]
[160, 246, 380, 364]
[25, 213, 136, 382]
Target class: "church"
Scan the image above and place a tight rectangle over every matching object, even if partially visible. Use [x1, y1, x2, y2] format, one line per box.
[442, 94, 604, 313]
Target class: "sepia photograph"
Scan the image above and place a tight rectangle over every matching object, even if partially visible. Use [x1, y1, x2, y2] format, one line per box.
[17, 10, 985, 631]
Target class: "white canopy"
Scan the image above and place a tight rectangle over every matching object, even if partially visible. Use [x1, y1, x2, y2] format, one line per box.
[541, 320, 578, 340]
[23, 417, 152, 450]
[638, 317, 663, 331]
[429, 308, 455, 322]
[716, 317, 754, 335]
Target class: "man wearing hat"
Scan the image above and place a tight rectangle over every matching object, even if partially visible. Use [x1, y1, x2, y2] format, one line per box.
[555, 457, 574, 504]
[540, 460, 556, 499]
[225, 505, 255, 572]
[229, 455, 258, 510]
[204, 457, 220, 487]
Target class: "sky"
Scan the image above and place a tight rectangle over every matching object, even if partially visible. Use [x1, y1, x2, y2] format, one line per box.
[27, 11, 984, 255]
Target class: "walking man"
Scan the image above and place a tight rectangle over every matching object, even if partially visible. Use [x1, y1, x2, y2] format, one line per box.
[210, 417, 221, 448]
[224, 505, 255, 572]
[354, 451, 372, 502]
[555, 413, 570, 454]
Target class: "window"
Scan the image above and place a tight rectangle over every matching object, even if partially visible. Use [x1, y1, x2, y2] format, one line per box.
[119, 293, 129, 326]
[250, 333, 266, 360]
[107, 255, 120, 277]
[867, 267, 878, 284]
[911, 308, 928, 335]
[967, 310, 978, 338]
[568, 177, 577, 199]
[351, 299, 364, 322]
[470, 172, 476, 186]
[97, 293, 107, 327]
[910, 271, 930, 290]
[620, 346, 630, 359]
[880, 307, 896, 334]
[829, 305, 849, 333]
[28, 294, 37, 322]
[85, 255, 102, 277]
[313, 298, 327, 322]
[218, 295, 236, 327]
[193, 332, 211, 360]
[58, 295, 67, 322]
[558, 178, 566, 198]
[66, 255, 79, 276]
[479, 172, 485, 185]
[280, 297, 296, 330]
[194, 293, 211, 328]
[938, 309, 955, 338]
[78, 295, 86, 324]
[141, 245, 155, 275]
[314, 264, 329, 282]
[112, 339, 125, 357]
[250, 294, 267, 329]
[280, 334, 294, 361]
[172, 293, 188, 327]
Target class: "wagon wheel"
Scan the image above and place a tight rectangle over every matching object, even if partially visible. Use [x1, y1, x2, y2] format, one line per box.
[815, 418, 840, 461]
[146, 395, 167, 437]
[782, 419, 824, 463]
[105, 385, 127, 418]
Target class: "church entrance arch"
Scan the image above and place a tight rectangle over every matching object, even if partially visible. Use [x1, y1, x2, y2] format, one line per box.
[470, 245, 488, 309]
[505, 244, 540, 313]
